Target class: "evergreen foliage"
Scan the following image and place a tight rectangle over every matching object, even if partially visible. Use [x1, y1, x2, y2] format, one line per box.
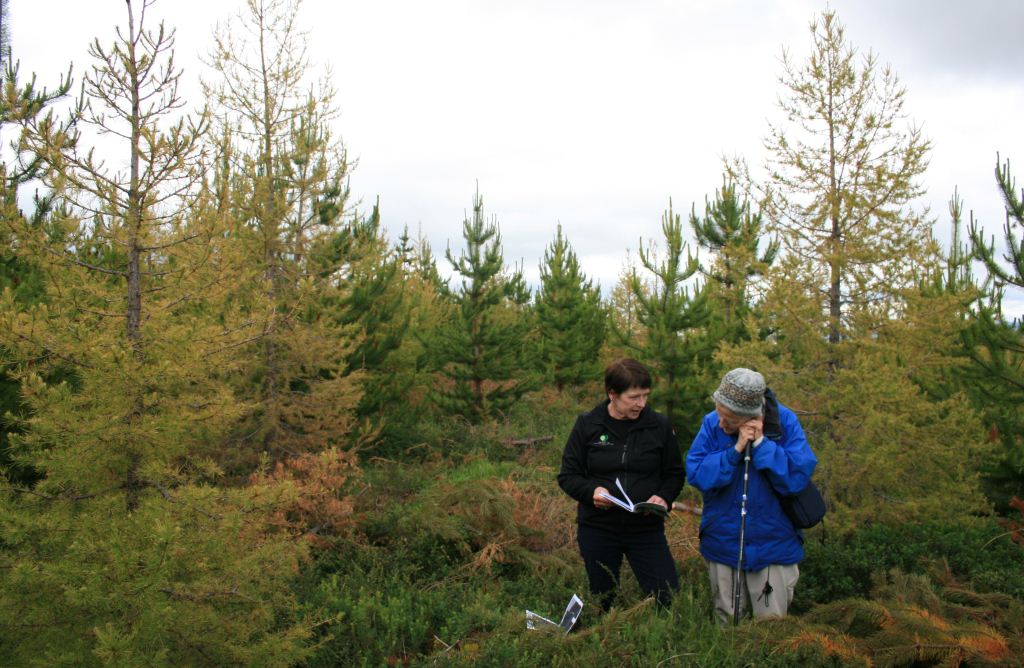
[763, 10, 933, 355]
[426, 190, 535, 423]
[719, 9, 984, 529]
[203, 0, 363, 464]
[0, 3, 1020, 664]
[967, 156, 1024, 507]
[318, 201, 429, 450]
[718, 275, 990, 528]
[0, 50, 72, 488]
[798, 517, 1024, 608]
[752, 565, 1023, 667]
[397, 223, 449, 292]
[535, 224, 605, 392]
[690, 174, 778, 332]
[688, 174, 778, 409]
[332, 205, 406, 382]
[605, 250, 648, 357]
[612, 201, 710, 436]
[0, 2, 313, 661]
[972, 157, 1024, 293]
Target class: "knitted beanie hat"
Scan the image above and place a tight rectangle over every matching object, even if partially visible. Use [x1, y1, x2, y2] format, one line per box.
[712, 368, 766, 417]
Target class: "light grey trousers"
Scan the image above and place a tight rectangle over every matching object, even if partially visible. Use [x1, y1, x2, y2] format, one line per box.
[707, 560, 799, 625]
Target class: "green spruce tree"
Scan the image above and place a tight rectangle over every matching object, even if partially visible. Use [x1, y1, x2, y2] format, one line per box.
[690, 174, 778, 335]
[315, 201, 417, 445]
[967, 156, 1024, 507]
[613, 201, 709, 436]
[426, 190, 534, 423]
[535, 224, 605, 392]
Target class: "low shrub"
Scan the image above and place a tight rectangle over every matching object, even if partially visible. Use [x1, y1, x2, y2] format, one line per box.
[798, 516, 1024, 611]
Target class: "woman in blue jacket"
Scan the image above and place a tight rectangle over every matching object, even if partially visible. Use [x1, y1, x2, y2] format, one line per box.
[686, 368, 816, 624]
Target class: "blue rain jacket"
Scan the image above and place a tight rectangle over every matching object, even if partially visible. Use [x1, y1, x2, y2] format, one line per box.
[685, 401, 816, 571]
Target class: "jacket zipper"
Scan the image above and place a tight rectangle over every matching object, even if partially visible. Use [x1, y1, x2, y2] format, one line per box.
[621, 431, 629, 487]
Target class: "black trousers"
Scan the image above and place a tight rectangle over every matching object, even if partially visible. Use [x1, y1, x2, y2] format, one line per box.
[577, 523, 679, 610]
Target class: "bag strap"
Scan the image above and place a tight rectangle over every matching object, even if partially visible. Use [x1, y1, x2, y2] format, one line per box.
[763, 387, 784, 441]
[762, 388, 827, 543]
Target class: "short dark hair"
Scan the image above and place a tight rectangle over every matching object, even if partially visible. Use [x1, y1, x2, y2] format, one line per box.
[604, 358, 652, 395]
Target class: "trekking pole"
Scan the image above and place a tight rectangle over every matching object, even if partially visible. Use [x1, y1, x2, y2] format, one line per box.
[732, 440, 752, 625]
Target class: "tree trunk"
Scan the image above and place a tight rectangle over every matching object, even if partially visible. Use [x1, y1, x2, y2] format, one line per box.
[125, 0, 144, 513]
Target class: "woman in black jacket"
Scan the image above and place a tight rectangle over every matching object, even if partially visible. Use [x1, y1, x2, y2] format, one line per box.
[557, 359, 685, 610]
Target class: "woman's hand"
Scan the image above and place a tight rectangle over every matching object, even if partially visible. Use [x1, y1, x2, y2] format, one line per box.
[593, 486, 612, 509]
[646, 495, 668, 510]
[734, 417, 764, 452]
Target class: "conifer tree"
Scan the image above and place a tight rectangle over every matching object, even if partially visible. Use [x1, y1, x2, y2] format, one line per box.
[0, 36, 72, 490]
[15, 0, 216, 513]
[351, 226, 450, 451]
[395, 224, 448, 295]
[716, 265, 990, 528]
[0, 3, 313, 661]
[763, 10, 933, 361]
[967, 156, 1024, 505]
[535, 224, 605, 392]
[605, 250, 648, 358]
[690, 174, 778, 332]
[613, 201, 709, 435]
[683, 176, 780, 425]
[204, 0, 362, 461]
[426, 190, 534, 423]
[316, 202, 416, 440]
[971, 156, 1024, 301]
[717, 10, 986, 526]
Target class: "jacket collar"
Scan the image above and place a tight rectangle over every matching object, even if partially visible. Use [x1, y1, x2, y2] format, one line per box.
[586, 399, 658, 430]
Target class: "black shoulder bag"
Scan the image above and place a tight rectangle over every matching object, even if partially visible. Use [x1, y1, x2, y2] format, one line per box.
[763, 389, 826, 530]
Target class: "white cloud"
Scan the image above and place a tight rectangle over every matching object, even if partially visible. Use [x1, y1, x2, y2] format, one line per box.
[10, 0, 1023, 296]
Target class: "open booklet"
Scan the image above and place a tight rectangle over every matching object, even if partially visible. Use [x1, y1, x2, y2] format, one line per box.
[598, 478, 669, 518]
[525, 593, 584, 634]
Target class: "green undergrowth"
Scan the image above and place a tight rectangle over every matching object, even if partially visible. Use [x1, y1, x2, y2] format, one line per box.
[293, 400, 1024, 667]
[798, 516, 1024, 611]
[298, 539, 794, 668]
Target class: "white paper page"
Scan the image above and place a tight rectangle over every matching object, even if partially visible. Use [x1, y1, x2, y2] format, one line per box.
[525, 609, 560, 631]
[614, 478, 634, 506]
[557, 594, 584, 632]
[597, 490, 634, 512]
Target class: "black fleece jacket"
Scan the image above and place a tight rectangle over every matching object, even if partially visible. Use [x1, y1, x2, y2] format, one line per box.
[557, 400, 685, 533]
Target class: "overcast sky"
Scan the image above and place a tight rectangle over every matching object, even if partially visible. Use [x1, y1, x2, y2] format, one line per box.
[11, 0, 1024, 314]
